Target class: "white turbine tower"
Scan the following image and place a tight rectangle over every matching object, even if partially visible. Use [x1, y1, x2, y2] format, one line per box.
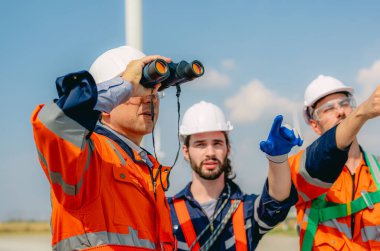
[125, 0, 142, 51]
[125, 0, 165, 160]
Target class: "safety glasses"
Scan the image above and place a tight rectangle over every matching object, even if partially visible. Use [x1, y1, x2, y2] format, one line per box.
[126, 92, 165, 105]
[311, 96, 356, 121]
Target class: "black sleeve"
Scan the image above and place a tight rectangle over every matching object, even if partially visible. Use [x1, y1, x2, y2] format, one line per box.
[305, 125, 350, 183]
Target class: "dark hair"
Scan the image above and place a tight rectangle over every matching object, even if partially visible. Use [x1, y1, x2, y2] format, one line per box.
[184, 132, 236, 181]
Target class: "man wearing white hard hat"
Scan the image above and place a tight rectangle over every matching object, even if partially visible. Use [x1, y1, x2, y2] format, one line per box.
[168, 101, 303, 250]
[31, 46, 176, 250]
[288, 75, 380, 250]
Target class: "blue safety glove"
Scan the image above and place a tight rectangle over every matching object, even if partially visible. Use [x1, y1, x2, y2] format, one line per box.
[260, 115, 303, 163]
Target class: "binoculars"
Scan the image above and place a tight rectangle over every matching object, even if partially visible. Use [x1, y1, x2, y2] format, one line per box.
[140, 59, 204, 91]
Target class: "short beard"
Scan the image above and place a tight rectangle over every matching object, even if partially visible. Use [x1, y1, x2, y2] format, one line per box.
[189, 155, 228, 180]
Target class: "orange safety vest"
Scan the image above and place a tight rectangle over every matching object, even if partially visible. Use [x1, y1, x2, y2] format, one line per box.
[290, 149, 380, 250]
[31, 103, 175, 251]
[172, 199, 247, 251]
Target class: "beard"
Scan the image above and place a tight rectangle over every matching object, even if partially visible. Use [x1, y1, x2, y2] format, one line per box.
[189, 155, 229, 180]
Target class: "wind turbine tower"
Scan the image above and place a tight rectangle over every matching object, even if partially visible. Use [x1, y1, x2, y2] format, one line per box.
[125, 0, 165, 160]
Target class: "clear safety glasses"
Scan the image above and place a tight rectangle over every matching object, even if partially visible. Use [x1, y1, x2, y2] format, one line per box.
[311, 96, 356, 121]
[127, 92, 165, 105]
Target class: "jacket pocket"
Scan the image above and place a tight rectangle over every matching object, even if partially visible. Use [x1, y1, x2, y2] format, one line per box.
[313, 232, 345, 251]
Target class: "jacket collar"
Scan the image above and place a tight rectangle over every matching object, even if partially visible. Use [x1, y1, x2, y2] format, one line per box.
[95, 123, 138, 161]
[174, 180, 244, 202]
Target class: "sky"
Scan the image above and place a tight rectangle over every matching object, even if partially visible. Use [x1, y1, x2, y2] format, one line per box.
[1, 0, 380, 221]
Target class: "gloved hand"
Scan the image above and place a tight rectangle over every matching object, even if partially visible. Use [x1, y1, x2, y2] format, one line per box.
[260, 115, 303, 163]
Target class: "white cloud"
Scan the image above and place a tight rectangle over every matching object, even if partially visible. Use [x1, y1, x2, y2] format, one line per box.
[190, 68, 230, 89]
[356, 60, 380, 100]
[225, 79, 299, 123]
[221, 59, 236, 70]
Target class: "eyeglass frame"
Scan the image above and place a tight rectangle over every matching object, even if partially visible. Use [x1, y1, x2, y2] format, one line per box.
[310, 95, 356, 121]
[126, 91, 165, 105]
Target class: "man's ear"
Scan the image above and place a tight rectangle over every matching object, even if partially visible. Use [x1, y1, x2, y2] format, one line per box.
[183, 145, 190, 161]
[309, 119, 323, 135]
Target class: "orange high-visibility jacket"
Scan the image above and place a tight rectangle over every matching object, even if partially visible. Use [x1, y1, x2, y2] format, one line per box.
[31, 70, 175, 251]
[290, 146, 380, 251]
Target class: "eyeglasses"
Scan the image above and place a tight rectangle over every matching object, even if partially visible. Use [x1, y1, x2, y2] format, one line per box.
[127, 92, 165, 105]
[311, 96, 356, 121]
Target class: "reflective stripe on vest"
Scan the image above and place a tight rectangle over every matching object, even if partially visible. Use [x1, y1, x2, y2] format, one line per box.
[301, 151, 380, 251]
[173, 199, 201, 251]
[173, 199, 247, 251]
[232, 200, 248, 251]
[38, 102, 89, 150]
[53, 228, 156, 251]
[83, 245, 155, 251]
[37, 139, 94, 196]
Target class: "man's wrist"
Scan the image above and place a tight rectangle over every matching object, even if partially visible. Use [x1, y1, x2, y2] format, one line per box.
[266, 154, 288, 163]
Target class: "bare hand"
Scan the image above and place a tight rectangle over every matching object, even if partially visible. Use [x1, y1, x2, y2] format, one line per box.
[359, 85, 380, 120]
[121, 55, 171, 97]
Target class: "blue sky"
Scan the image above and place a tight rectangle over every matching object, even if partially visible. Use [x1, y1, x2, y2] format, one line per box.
[1, 1, 380, 221]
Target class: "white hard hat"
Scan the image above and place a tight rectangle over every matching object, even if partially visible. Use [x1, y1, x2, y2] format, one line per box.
[89, 46, 145, 84]
[180, 101, 233, 138]
[303, 75, 354, 124]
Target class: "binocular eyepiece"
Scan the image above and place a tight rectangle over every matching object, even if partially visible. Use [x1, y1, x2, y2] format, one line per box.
[140, 59, 204, 91]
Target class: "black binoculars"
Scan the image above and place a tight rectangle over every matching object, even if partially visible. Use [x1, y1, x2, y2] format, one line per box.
[140, 59, 204, 91]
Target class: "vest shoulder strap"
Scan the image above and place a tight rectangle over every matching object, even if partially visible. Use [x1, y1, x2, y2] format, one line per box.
[173, 198, 248, 251]
[231, 200, 248, 251]
[173, 199, 200, 251]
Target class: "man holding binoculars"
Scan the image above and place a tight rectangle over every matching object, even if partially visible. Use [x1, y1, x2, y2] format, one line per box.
[31, 46, 202, 251]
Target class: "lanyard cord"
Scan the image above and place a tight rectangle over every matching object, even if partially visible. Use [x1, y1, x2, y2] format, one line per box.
[149, 85, 182, 191]
[199, 199, 241, 251]
[171, 85, 182, 167]
[188, 184, 231, 250]
[150, 89, 158, 159]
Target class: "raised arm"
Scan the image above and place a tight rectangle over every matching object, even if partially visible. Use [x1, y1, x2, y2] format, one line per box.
[336, 85, 380, 149]
[31, 55, 169, 209]
[260, 115, 303, 201]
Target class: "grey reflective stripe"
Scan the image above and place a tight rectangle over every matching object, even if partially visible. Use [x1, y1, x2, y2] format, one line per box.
[221, 219, 252, 249]
[225, 236, 235, 250]
[223, 219, 252, 249]
[299, 151, 332, 189]
[266, 153, 288, 163]
[38, 102, 89, 149]
[177, 241, 189, 251]
[259, 228, 271, 234]
[53, 227, 156, 251]
[361, 225, 380, 242]
[320, 219, 352, 239]
[298, 191, 310, 202]
[245, 218, 252, 230]
[253, 195, 275, 230]
[105, 138, 126, 166]
[37, 139, 94, 196]
[302, 207, 310, 226]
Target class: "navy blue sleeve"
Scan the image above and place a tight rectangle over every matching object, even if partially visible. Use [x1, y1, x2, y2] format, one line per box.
[305, 125, 350, 183]
[254, 180, 297, 232]
[55, 70, 101, 132]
